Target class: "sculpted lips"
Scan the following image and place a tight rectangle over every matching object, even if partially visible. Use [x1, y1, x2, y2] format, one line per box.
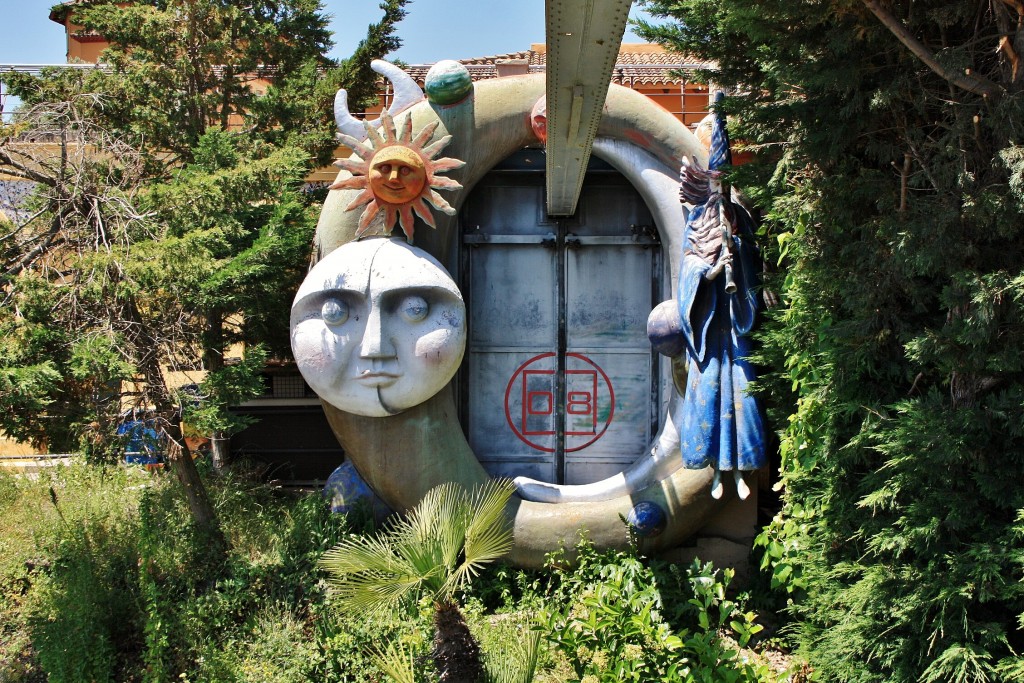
[356, 369, 400, 386]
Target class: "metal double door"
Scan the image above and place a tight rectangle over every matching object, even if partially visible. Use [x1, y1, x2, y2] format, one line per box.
[460, 161, 662, 485]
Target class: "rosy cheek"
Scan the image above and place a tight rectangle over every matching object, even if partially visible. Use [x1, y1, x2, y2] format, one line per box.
[294, 322, 357, 374]
[414, 329, 461, 365]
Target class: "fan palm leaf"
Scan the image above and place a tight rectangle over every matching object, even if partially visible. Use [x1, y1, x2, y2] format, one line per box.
[320, 479, 516, 682]
[320, 479, 515, 610]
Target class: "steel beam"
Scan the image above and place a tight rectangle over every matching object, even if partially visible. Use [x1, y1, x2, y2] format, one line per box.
[544, 0, 632, 216]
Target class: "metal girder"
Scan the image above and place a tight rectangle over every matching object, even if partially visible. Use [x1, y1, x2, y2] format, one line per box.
[544, 0, 632, 217]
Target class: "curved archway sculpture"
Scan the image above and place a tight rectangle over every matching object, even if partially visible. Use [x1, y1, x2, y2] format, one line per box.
[304, 71, 733, 568]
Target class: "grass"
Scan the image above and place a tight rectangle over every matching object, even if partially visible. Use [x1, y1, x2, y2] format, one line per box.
[0, 461, 803, 682]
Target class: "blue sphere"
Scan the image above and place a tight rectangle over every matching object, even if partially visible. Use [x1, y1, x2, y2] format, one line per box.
[626, 501, 667, 537]
[323, 461, 382, 516]
[647, 300, 686, 358]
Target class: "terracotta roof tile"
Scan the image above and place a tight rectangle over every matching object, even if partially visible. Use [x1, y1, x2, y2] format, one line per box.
[405, 43, 708, 86]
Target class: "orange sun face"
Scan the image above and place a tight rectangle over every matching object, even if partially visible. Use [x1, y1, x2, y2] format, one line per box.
[368, 146, 427, 204]
[330, 110, 465, 243]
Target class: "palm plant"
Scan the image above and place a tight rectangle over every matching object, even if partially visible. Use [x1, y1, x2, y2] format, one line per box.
[319, 478, 516, 683]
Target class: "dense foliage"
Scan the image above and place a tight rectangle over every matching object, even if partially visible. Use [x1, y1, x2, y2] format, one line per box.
[0, 0, 337, 466]
[0, 464, 798, 682]
[0, 464, 357, 682]
[541, 543, 771, 682]
[637, 1, 1024, 680]
[0, 0, 409, 474]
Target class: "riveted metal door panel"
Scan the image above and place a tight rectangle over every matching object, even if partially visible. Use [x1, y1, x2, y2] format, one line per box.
[563, 183, 658, 484]
[468, 245, 557, 348]
[466, 349, 557, 482]
[461, 153, 660, 486]
[465, 243, 559, 479]
[463, 174, 559, 481]
[566, 243, 653, 348]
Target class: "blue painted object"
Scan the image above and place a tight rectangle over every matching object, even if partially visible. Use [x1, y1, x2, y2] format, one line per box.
[323, 460, 389, 518]
[676, 94, 766, 477]
[117, 417, 162, 467]
[626, 501, 667, 537]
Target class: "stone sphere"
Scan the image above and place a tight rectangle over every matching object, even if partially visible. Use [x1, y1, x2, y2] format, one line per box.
[425, 60, 473, 105]
[647, 299, 687, 358]
[626, 501, 667, 537]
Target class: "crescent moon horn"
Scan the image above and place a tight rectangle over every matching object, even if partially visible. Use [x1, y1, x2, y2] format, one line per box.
[514, 392, 686, 503]
[334, 60, 426, 142]
[371, 59, 425, 118]
[333, 88, 368, 141]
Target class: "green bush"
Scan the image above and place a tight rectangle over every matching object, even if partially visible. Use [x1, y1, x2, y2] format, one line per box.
[0, 463, 792, 682]
[540, 540, 774, 683]
[13, 465, 149, 682]
[0, 462, 370, 682]
[132, 474, 355, 681]
[636, 1, 1024, 680]
[191, 605, 321, 683]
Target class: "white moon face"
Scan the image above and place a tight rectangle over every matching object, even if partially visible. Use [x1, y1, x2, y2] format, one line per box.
[290, 238, 467, 417]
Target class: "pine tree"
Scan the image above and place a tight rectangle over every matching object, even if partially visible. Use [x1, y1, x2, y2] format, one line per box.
[336, 0, 412, 112]
[0, 0, 408, 538]
[637, 1, 1024, 680]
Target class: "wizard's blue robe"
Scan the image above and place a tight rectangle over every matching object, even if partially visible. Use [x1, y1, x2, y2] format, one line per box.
[677, 205, 766, 471]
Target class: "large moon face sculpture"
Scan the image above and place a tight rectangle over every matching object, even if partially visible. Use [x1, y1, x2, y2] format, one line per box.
[291, 238, 466, 417]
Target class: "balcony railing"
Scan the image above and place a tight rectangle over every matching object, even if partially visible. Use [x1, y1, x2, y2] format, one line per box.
[1, 63, 104, 122]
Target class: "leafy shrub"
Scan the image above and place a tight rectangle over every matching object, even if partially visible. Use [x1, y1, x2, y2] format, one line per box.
[541, 539, 773, 682]
[0, 462, 369, 683]
[192, 605, 321, 683]
[1, 464, 790, 682]
[133, 473, 354, 681]
[19, 466, 148, 683]
[314, 601, 431, 683]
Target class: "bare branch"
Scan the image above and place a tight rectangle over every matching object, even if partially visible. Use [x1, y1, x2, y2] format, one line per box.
[861, 0, 1002, 98]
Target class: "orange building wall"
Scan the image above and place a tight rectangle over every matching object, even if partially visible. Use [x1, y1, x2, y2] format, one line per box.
[66, 33, 106, 63]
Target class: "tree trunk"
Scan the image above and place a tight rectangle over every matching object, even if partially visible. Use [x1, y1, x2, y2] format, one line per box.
[129, 294, 226, 557]
[203, 308, 230, 473]
[432, 601, 482, 683]
[165, 430, 226, 557]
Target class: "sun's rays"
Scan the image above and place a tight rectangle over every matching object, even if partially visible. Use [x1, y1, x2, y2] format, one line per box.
[330, 111, 465, 243]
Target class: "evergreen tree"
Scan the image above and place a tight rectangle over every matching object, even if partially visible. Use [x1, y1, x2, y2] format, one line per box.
[0, 0, 408, 535]
[337, 0, 412, 112]
[637, 1, 1024, 680]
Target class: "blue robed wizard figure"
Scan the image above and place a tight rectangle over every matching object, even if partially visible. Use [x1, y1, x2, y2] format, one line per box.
[676, 93, 765, 500]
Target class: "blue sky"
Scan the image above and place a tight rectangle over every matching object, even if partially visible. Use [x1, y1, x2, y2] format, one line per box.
[0, 0, 654, 65]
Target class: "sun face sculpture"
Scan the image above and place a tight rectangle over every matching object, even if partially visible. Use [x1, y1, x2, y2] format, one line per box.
[330, 110, 465, 243]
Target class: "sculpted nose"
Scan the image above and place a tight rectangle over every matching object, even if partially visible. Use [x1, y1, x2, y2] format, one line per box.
[359, 306, 396, 358]
[388, 166, 401, 182]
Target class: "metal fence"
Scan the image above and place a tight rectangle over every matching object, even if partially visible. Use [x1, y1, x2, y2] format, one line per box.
[1, 63, 104, 122]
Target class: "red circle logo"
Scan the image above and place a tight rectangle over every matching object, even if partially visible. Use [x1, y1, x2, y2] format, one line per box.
[504, 352, 615, 453]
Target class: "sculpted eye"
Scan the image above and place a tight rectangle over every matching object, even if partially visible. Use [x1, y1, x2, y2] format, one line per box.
[398, 295, 429, 322]
[321, 298, 349, 326]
